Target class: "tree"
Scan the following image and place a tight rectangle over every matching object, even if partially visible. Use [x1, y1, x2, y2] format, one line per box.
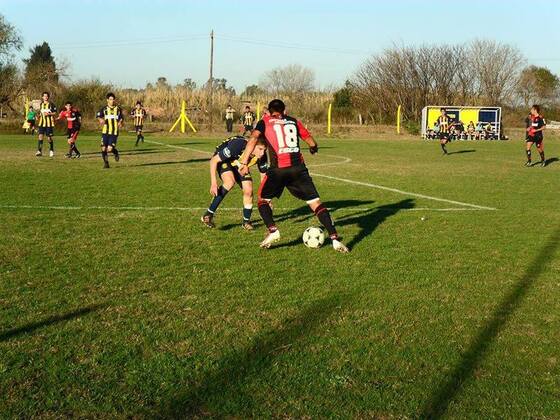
[0, 14, 23, 110]
[333, 81, 352, 108]
[23, 42, 60, 96]
[517, 65, 560, 106]
[241, 84, 264, 98]
[182, 78, 197, 90]
[260, 64, 315, 96]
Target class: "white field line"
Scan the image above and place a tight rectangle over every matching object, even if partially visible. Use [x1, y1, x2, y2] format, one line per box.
[0, 204, 487, 212]
[145, 139, 497, 211]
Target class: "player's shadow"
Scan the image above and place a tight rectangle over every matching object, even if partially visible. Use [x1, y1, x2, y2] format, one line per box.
[79, 149, 168, 156]
[130, 158, 208, 168]
[447, 149, 475, 155]
[158, 294, 349, 418]
[532, 157, 559, 167]
[421, 226, 560, 419]
[0, 303, 104, 342]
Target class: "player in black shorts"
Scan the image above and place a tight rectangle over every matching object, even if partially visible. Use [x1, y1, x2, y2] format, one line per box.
[96, 93, 124, 169]
[436, 108, 452, 154]
[131, 101, 147, 146]
[525, 105, 547, 167]
[240, 106, 256, 136]
[238, 99, 349, 253]
[201, 136, 268, 230]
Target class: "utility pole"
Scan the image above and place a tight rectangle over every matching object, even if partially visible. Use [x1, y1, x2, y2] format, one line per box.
[208, 29, 214, 132]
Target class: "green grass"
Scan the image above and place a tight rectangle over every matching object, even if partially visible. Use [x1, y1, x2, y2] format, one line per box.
[1, 132, 559, 418]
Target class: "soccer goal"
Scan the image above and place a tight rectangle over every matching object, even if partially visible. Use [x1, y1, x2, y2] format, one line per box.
[421, 106, 502, 139]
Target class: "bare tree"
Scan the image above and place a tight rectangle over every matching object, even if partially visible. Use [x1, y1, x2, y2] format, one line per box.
[260, 64, 315, 96]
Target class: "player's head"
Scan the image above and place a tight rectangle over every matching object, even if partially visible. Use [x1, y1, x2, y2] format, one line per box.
[268, 99, 285, 116]
[42, 92, 50, 102]
[227, 104, 232, 108]
[106, 92, 116, 106]
[531, 104, 540, 116]
[65, 101, 72, 111]
[245, 105, 251, 111]
[440, 108, 446, 115]
[251, 137, 267, 159]
[135, 101, 142, 108]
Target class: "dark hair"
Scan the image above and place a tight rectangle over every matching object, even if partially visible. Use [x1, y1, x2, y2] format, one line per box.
[531, 104, 540, 114]
[135, 100, 142, 105]
[268, 99, 285, 114]
[440, 107, 446, 112]
[245, 105, 250, 110]
[65, 101, 72, 105]
[256, 137, 267, 146]
[42, 91, 50, 97]
[106, 92, 116, 99]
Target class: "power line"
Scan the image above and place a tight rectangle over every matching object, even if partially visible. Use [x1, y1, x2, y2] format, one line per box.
[52, 34, 208, 49]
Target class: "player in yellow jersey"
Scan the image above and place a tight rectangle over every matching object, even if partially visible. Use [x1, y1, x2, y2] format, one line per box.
[96, 93, 124, 169]
[131, 101, 147, 146]
[35, 92, 57, 157]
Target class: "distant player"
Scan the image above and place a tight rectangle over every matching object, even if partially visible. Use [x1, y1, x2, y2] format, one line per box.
[436, 108, 451, 154]
[240, 105, 256, 136]
[25, 107, 36, 135]
[201, 136, 268, 230]
[57, 101, 82, 159]
[238, 99, 349, 253]
[35, 92, 57, 157]
[96, 92, 124, 169]
[131, 101, 147, 146]
[525, 105, 546, 167]
[224, 104, 236, 133]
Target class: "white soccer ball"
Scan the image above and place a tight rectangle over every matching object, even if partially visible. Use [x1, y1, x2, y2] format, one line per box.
[302, 226, 325, 249]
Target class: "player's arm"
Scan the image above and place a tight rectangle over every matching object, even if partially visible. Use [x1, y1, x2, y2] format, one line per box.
[297, 120, 318, 154]
[118, 108, 124, 128]
[209, 154, 221, 196]
[238, 130, 261, 175]
[96, 109, 105, 125]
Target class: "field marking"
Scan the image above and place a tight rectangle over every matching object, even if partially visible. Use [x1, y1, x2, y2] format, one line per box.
[0, 204, 489, 213]
[144, 139, 497, 211]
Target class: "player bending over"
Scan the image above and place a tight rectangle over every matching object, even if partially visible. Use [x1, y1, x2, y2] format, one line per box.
[525, 105, 547, 167]
[96, 93, 124, 169]
[238, 99, 349, 253]
[57, 101, 82, 158]
[201, 136, 268, 230]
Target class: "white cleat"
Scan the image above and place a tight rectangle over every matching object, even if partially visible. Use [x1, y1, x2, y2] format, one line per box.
[35, 151, 42, 157]
[260, 229, 281, 249]
[49, 150, 54, 157]
[332, 239, 350, 253]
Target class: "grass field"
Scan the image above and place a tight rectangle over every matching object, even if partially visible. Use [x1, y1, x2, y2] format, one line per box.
[1, 132, 559, 418]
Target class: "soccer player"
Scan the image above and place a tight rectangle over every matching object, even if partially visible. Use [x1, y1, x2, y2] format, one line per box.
[26, 106, 36, 135]
[525, 105, 547, 167]
[131, 101, 147, 146]
[224, 104, 235, 133]
[436, 108, 451, 154]
[201, 136, 268, 230]
[96, 93, 124, 169]
[35, 92, 57, 157]
[238, 99, 349, 253]
[57, 101, 82, 158]
[240, 105, 256, 136]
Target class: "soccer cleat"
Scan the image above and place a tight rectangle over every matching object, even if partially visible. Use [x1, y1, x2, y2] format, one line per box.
[35, 151, 42, 157]
[49, 150, 54, 157]
[525, 161, 532, 167]
[540, 160, 546, 167]
[242, 221, 254, 230]
[103, 161, 110, 169]
[332, 239, 350, 253]
[65, 153, 72, 159]
[260, 229, 281, 248]
[74, 153, 81, 159]
[201, 214, 215, 228]
[114, 152, 120, 162]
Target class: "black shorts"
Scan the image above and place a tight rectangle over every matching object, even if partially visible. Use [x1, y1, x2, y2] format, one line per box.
[438, 131, 449, 140]
[244, 125, 253, 132]
[101, 134, 118, 147]
[38, 127, 54, 136]
[67, 127, 79, 138]
[27, 120, 35, 126]
[135, 125, 143, 132]
[526, 136, 543, 145]
[217, 161, 252, 187]
[259, 165, 320, 202]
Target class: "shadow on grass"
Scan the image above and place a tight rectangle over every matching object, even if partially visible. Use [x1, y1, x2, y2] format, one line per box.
[79, 149, 168, 156]
[130, 158, 208, 168]
[421, 226, 560, 419]
[532, 157, 559, 167]
[159, 294, 348, 418]
[0, 303, 105, 342]
[447, 149, 476, 155]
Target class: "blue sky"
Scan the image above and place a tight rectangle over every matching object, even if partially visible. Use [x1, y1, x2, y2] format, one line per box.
[2, 0, 559, 92]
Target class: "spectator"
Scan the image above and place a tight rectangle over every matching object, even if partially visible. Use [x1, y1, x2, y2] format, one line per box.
[25, 106, 36, 135]
[224, 104, 235, 133]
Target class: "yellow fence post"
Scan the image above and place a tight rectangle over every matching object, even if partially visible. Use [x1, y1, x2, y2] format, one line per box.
[257, 101, 261, 121]
[397, 105, 402, 134]
[169, 100, 197, 134]
[327, 103, 332, 135]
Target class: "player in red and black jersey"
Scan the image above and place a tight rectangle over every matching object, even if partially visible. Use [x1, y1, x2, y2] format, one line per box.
[57, 101, 82, 158]
[238, 99, 349, 253]
[525, 105, 547, 167]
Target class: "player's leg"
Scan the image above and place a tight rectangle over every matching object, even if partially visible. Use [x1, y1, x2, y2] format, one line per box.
[537, 140, 546, 167]
[72, 130, 81, 157]
[101, 135, 110, 168]
[241, 179, 254, 230]
[139, 126, 144, 143]
[47, 128, 54, 157]
[525, 141, 533, 166]
[36, 129, 44, 156]
[257, 171, 283, 247]
[111, 136, 119, 161]
[135, 127, 140, 146]
[66, 130, 73, 158]
[287, 167, 349, 253]
[440, 134, 448, 154]
[202, 171, 236, 227]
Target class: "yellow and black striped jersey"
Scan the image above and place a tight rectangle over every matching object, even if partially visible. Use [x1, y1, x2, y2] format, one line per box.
[97, 105, 124, 135]
[241, 111, 255, 126]
[437, 115, 451, 133]
[131, 108, 146, 126]
[38, 102, 57, 127]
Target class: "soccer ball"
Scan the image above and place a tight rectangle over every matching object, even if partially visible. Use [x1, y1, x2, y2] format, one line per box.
[302, 226, 325, 249]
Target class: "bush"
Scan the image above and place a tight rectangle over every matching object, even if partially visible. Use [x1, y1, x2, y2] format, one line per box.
[404, 120, 420, 135]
